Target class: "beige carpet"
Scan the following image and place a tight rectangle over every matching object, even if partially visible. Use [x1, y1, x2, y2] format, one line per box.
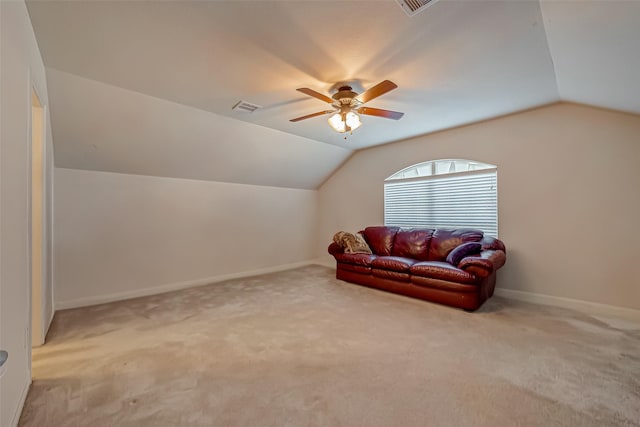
[19, 265, 640, 427]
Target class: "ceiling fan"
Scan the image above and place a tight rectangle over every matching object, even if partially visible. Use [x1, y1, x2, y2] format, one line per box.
[290, 80, 404, 134]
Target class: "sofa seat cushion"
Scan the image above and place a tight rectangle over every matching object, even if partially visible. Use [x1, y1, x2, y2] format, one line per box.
[371, 256, 418, 272]
[372, 269, 411, 282]
[411, 276, 478, 293]
[410, 261, 478, 284]
[334, 253, 377, 267]
[339, 263, 371, 274]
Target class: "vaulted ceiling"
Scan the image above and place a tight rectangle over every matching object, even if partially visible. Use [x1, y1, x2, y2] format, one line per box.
[26, 0, 640, 189]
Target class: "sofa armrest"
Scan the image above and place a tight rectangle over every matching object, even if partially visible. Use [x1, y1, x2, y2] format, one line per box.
[458, 249, 506, 279]
[328, 242, 344, 256]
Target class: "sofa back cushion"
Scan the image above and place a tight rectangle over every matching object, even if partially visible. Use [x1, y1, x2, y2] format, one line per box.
[362, 226, 400, 256]
[391, 229, 434, 261]
[428, 229, 484, 261]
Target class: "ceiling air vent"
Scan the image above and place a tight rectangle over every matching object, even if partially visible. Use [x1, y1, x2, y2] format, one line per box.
[232, 100, 261, 113]
[396, 0, 440, 17]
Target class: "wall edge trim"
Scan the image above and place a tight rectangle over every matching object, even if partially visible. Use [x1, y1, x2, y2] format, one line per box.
[10, 377, 31, 427]
[495, 288, 640, 322]
[44, 304, 55, 342]
[55, 261, 317, 310]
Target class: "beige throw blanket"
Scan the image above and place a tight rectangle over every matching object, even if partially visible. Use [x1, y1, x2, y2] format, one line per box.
[333, 231, 373, 254]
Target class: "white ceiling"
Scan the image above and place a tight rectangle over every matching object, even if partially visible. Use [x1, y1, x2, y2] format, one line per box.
[25, 0, 640, 188]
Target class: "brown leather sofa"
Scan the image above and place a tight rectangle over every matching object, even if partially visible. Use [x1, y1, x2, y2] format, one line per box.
[328, 226, 506, 311]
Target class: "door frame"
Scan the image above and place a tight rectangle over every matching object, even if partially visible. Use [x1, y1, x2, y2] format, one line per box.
[29, 86, 46, 348]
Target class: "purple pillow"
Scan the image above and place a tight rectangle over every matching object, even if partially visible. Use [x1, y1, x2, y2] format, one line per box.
[446, 242, 482, 266]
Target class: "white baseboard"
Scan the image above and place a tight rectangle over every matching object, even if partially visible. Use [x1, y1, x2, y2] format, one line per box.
[495, 288, 640, 322]
[310, 257, 335, 268]
[56, 260, 317, 310]
[10, 376, 30, 427]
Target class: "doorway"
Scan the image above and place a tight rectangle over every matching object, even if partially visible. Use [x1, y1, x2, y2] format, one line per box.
[31, 89, 45, 347]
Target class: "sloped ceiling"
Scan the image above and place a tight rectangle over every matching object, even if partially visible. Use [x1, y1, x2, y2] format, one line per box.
[46, 68, 351, 189]
[540, 0, 640, 114]
[26, 0, 640, 189]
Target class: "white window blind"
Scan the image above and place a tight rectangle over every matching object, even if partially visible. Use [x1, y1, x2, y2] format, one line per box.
[384, 169, 498, 237]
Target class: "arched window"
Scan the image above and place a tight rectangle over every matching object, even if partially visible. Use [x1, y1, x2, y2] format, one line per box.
[384, 159, 498, 237]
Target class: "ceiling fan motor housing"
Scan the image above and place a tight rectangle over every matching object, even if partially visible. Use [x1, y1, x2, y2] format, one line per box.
[332, 86, 360, 106]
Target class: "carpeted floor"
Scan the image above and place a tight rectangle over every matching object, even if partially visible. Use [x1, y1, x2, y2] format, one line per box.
[19, 265, 640, 427]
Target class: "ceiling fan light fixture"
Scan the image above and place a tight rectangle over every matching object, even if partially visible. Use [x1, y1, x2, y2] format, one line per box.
[346, 111, 362, 130]
[328, 113, 345, 132]
[292, 80, 401, 136]
[328, 111, 361, 133]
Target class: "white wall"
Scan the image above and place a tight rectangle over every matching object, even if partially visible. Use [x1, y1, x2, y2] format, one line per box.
[0, 1, 55, 426]
[316, 103, 640, 311]
[54, 168, 318, 308]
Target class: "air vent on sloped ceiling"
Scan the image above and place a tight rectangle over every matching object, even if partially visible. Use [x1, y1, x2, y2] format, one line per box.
[232, 100, 261, 113]
[396, 0, 441, 17]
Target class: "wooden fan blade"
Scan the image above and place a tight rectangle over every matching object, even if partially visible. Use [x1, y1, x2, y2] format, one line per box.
[357, 107, 404, 120]
[355, 80, 398, 104]
[296, 88, 335, 104]
[289, 110, 335, 122]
